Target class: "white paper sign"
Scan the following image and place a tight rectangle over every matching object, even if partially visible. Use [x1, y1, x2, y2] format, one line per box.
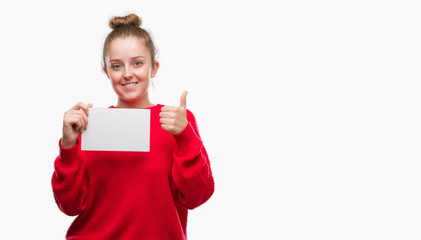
[81, 108, 150, 152]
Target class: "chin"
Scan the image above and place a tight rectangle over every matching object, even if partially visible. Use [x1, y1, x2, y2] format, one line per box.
[121, 96, 140, 102]
[122, 92, 146, 102]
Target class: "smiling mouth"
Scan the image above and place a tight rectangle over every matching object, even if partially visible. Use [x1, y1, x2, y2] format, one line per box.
[122, 82, 138, 89]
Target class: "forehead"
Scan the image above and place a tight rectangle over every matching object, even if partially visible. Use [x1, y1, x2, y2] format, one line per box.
[107, 36, 149, 60]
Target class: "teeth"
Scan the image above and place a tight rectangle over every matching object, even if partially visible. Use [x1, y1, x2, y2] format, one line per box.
[123, 83, 137, 87]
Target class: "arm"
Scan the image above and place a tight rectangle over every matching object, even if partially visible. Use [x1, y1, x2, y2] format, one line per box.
[52, 102, 92, 216]
[171, 110, 214, 209]
[51, 137, 88, 216]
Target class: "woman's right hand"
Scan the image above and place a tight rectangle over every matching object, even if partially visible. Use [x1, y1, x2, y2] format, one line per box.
[61, 102, 93, 148]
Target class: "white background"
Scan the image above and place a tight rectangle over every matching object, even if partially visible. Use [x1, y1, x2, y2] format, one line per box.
[0, 0, 420, 239]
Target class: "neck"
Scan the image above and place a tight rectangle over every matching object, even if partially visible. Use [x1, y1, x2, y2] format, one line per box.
[116, 95, 155, 109]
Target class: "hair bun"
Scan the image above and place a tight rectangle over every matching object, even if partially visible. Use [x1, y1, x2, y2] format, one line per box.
[109, 13, 142, 29]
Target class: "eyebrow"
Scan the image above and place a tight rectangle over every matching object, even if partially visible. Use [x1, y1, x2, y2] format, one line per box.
[109, 56, 145, 62]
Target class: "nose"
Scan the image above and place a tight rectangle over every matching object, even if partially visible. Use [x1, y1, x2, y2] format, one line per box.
[123, 66, 133, 80]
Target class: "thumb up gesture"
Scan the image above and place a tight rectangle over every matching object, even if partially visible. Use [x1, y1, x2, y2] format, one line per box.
[159, 91, 189, 135]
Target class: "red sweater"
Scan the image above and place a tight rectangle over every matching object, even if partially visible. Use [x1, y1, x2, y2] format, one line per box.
[52, 104, 214, 240]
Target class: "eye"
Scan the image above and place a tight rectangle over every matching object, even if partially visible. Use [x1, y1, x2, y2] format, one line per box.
[134, 61, 142, 66]
[111, 64, 121, 70]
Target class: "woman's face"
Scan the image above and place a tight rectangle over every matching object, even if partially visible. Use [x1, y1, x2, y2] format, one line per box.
[104, 36, 159, 105]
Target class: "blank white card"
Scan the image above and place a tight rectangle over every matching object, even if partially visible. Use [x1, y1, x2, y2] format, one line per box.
[81, 108, 150, 152]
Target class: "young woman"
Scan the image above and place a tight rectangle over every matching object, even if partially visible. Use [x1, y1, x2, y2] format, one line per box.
[52, 13, 214, 239]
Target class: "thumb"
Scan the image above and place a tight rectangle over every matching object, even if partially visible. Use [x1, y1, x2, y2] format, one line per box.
[180, 90, 188, 109]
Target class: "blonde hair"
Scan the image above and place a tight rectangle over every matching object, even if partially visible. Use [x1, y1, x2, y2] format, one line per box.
[102, 13, 157, 68]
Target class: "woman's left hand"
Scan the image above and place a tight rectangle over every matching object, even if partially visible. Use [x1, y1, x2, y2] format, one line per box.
[160, 91, 189, 135]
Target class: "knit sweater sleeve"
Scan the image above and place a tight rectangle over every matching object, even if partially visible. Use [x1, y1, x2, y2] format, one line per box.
[51, 136, 88, 216]
[171, 110, 214, 210]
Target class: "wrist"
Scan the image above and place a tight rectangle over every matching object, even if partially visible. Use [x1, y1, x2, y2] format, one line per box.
[58, 138, 79, 164]
[60, 139, 77, 149]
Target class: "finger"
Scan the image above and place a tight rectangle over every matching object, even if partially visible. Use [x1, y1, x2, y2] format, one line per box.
[159, 111, 176, 118]
[70, 102, 90, 116]
[180, 90, 188, 109]
[82, 112, 89, 130]
[72, 113, 86, 132]
[77, 115, 85, 133]
[70, 102, 87, 111]
[161, 124, 175, 133]
[159, 117, 174, 125]
[70, 116, 82, 132]
[78, 119, 84, 133]
[64, 113, 81, 128]
[73, 111, 88, 131]
[87, 103, 93, 116]
[71, 110, 88, 122]
[161, 106, 178, 112]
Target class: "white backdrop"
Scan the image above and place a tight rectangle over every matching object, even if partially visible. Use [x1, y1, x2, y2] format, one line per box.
[0, 0, 420, 239]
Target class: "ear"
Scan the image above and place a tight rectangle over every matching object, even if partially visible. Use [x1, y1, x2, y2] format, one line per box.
[103, 66, 109, 78]
[151, 61, 160, 78]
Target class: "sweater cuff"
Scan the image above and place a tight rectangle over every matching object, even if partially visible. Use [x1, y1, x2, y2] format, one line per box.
[58, 138, 79, 164]
[173, 122, 203, 156]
